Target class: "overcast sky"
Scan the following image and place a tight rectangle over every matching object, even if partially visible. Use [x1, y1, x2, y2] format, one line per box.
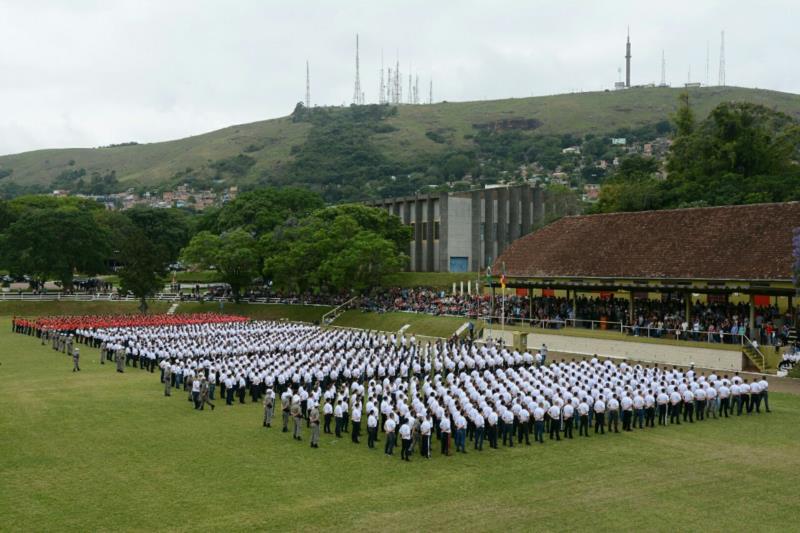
[0, 0, 797, 155]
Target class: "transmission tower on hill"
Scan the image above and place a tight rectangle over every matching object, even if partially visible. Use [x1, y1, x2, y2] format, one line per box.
[718, 30, 726, 86]
[305, 60, 311, 108]
[353, 34, 363, 105]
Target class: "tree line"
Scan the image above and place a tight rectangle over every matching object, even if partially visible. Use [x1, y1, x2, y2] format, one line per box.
[593, 94, 800, 213]
[0, 188, 410, 311]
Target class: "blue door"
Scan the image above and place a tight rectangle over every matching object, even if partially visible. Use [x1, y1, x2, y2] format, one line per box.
[449, 256, 469, 272]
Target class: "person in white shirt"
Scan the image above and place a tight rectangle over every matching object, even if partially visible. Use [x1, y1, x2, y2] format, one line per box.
[367, 410, 378, 449]
[439, 416, 451, 456]
[682, 389, 695, 423]
[533, 404, 546, 443]
[350, 399, 362, 444]
[577, 400, 590, 437]
[594, 397, 606, 434]
[323, 400, 333, 434]
[420, 417, 432, 458]
[562, 403, 574, 439]
[758, 378, 771, 413]
[399, 422, 412, 461]
[383, 414, 397, 456]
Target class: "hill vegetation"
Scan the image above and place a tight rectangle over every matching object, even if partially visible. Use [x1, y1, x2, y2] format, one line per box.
[2, 86, 800, 202]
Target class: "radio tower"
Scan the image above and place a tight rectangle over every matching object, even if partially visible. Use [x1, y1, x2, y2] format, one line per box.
[352, 34, 363, 105]
[625, 26, 631, 87]
[379, 50, 386, 104]
[305, 60, 311, 108]
[705, 40, 710, 86]
[429, 78, 433, 104]
[659, 50, 667, 87]
[718, 30, 726, 86]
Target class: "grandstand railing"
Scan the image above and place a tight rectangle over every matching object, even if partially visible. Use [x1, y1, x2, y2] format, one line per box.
[475, 315, 751, 346]
[322, 296, 358, 325]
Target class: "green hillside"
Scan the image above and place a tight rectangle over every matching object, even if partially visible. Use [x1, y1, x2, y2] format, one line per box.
[1, 86, 799, 200]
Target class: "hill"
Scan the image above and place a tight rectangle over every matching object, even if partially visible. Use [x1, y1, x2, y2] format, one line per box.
[1, 86, 799, 201]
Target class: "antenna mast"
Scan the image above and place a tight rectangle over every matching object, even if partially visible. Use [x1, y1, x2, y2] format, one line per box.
[305, 60, 311, 108]
[718, 30, 726, 86]
[353, 34, 363, 105]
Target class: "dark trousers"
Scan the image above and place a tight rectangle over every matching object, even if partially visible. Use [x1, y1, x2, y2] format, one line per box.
[400, 438, 412, 461]
[622, 410, 632, 431]
[549, 418, 560, 440]
[502, 423, 513, 446]
[579, 415, 589, 436]
[384, 432, 395, 455]
[683, 402, 694, 422]
[421, 434, 430, 457]
[517, 422, 530, 444]
[335, 416, 342, 437]
[351, 420, 361, 443]
[658, 405, 667, 425]
[720, 397, 730, 417]
[594, 413, 605, 433]
[534, 420, 544, 442]
[563, 418, 573, 438]
[696, 400, 706, 420]
[488, 425, 498, 448]
[368, 426, 377, 448]
[669, 404, 681, 424]
[226, 388, 234, 405]
[324, 414, 332, 433]
[441, 432, 450, 455]
[645, 407, 655, 427]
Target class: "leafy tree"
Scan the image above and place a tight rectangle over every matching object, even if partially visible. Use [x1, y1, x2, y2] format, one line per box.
[215, 187, 324, 236]
[0, 206, 110, 289]
[111, 207, 191, 312]
[263, 205, 410, 293]
[181, 229, 260, 301]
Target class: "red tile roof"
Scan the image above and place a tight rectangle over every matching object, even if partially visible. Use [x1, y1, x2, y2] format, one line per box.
[495, 202, 800, 281]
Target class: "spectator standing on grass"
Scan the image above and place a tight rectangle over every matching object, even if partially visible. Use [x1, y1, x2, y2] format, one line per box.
[309, 401, 320, 449]
[291, 396, 303, 441]
[163, 364, 172, 397]
[72, 347, 80, 372]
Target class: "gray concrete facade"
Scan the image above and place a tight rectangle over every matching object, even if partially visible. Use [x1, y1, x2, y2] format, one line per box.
[366, 183, 572, 272]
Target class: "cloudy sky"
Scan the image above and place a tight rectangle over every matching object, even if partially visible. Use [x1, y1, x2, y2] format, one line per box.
[0, 0, 797, 155]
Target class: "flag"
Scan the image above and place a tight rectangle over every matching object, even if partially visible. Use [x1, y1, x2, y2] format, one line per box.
[500, 274, 506, 289]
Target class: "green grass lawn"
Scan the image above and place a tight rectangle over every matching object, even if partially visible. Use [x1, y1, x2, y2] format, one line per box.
[175, 301, 332, 323]
[0, 300, 171, 318]
[333, 309, 480, 338]
[499, 322, 744, 351]
[1, 320, 798, 531]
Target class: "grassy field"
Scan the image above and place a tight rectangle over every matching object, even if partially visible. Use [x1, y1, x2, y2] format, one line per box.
[0, 300, 172, 317]
[333, 309, 478, 338]
[2, 86, 798, 190]
[175, 301, 331, 322]
[1, 320, 798, 531]
[500, 322, 744, 351]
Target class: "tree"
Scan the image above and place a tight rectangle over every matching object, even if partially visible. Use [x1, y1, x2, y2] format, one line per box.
[111, 207, 190, 313]
[593, 155, 663, 213]
[215, 187, 324, 237]
[263, 205, 410, 293]
[0, 206, 110, 289]
[181, 229, 260, 301]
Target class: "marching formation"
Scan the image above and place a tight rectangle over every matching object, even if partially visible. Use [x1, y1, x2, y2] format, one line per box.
[15, 316, 772, 460]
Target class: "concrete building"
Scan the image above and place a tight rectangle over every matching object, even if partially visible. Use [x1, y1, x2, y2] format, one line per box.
[367, 183, 580, 273]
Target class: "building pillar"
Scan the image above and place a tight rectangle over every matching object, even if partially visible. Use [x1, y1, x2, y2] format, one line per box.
[426, 196, 435, 272]
[484, 189, 495, 268]
[685, 292, 691, 324]
[470, 190, 481, 272]
[572, 289, 578, 321]
[403, 200, 412, 270]
[532, 185, 544, 228]
[508, 185, 521, 243]
[496, 187, 508, 256]
[414, 197, 423, 272]
[749, 293, 756, 340]
[629, 293, 634, 324]
[521, 185, 532, 236]
[438, 193, 449, 273]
